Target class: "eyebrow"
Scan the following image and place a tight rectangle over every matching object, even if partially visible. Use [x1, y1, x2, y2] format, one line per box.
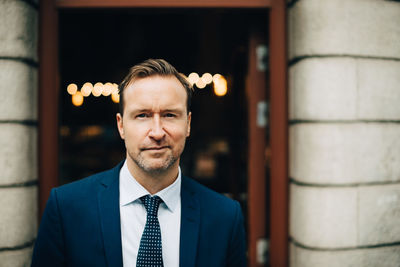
[128, 108, 184, 115]
[163, 109, 183, 113]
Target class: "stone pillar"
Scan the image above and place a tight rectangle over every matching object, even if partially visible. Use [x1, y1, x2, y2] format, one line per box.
[288, 0, 400, 266]
[0, 0, 38, 265]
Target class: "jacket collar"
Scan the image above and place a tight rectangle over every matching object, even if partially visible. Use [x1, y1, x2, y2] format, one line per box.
[180, 176, 200, 267]
[98, 162, 124, 267]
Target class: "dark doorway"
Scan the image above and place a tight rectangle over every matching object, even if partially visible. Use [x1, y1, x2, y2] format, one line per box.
[58, 8, 270, 266]
[59, 9, 268, 188]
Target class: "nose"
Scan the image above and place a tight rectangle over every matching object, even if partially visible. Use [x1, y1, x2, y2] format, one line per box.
[148, 115, 166, 140]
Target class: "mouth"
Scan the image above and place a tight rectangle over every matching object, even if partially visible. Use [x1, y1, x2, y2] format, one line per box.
[142, 146, 169, 151]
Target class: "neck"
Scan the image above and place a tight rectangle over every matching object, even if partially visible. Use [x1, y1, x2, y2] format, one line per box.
[126, 159, 179, 195]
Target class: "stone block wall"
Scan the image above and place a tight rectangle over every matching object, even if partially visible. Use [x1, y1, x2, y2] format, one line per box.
[0, 0, 39, 266]
[288, 0, 400, 266]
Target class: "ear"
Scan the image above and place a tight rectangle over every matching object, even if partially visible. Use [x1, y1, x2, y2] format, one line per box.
[116, 113, 125, 139]
[186, 112, 191, 137]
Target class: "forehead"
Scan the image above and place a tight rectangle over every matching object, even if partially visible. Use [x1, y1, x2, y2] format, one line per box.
[123, 75, 187, 109]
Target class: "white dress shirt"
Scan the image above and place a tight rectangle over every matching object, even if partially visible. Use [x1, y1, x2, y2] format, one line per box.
[119, 161, 181, 267]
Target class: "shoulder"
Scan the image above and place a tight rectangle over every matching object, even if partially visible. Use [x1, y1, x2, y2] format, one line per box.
[182, 176, 241, 214]
[52, 163, 122, 201]
[181, 176, 246, 261]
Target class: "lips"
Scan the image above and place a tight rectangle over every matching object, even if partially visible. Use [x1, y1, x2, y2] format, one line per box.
[142, 146, 169, 151]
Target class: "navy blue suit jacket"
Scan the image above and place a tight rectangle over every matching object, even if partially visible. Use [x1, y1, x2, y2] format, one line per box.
[32, 163, 246, 267]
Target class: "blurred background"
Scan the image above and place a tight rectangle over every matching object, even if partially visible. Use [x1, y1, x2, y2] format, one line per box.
[58, 8, 266, 191]
[58, 11, 269, 264]
[1, 0, 400, 267]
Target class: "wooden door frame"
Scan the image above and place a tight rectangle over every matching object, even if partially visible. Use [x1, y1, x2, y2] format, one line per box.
[39, 0, 288, 266]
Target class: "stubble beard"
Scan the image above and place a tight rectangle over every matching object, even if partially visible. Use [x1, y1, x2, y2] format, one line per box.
[130, 150, 179, 175]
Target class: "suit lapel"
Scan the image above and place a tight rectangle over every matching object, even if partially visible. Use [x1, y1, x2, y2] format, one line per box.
[98, 164, 123, 267]
[180, 177, 200, 267]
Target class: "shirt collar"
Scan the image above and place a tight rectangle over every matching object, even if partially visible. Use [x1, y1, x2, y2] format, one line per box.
[119, 160, 181, 212]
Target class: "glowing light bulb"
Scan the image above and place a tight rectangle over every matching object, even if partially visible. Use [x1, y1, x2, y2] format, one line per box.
[102, 82, 113, 96]
[213, 74, 222, 83]
[214, 85, 227, 96]
[188, 73, 200, 85]
[201, 73, 213, 84]
[213, 75, 228, 96]
[111, 92, 120, 103]
[92, 82, 103, 97]
[72, 91, 84, 106]
[195, 79, 206, 89]
[112, 83, 119, 94]
[81, 82, 93, 97]
[67, 83, 78, 95]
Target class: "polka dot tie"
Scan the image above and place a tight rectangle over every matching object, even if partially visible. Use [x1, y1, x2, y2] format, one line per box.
[137, 195, 164, 267]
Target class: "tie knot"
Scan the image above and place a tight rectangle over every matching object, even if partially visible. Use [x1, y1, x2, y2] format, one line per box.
[140, 195, 162, 216]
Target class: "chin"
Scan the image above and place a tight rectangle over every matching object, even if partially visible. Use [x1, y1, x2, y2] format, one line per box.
[142, 165, 170, 175]
[139, 159, 176, 174]
[130, 152, 178, 174]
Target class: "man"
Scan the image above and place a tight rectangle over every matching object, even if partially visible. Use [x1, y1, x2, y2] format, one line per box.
[32, 59, 246, 267]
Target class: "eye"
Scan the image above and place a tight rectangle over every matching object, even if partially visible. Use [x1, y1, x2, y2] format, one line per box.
[164, 113, 176, 118]
[136, 113, 149, 118]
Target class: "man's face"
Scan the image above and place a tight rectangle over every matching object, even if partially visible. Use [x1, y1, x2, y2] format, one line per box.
[116, 75, 191, 175]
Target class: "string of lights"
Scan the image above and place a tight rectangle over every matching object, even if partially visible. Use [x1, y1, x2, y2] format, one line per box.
[66, 73, 228, 107]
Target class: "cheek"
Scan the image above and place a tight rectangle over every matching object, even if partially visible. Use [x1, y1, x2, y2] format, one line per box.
[123, 125, 147, 144]
[166, 125, 189, 140]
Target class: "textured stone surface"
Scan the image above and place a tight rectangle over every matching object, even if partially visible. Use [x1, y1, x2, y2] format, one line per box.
[0, 124, 37, 185]
[357, 59, 400, 120]
[0, 0, 38, 60]
[290, 183, 400, 250]
[288, 0, 400, 60]
[290, 123, 400, 184]
[290, 242, 400, 267]
[0, 186, 37, 248]
[0, 60, 38, 121]
[358, 184, 400, 246]
[0, 246, 33, 267]
[290, 184, 358, 248]
[289, 57, 357, 120]
[289, 58, 400, 120]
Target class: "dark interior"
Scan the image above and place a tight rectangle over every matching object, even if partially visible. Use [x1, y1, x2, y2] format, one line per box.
[58, 9, 269, 214]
